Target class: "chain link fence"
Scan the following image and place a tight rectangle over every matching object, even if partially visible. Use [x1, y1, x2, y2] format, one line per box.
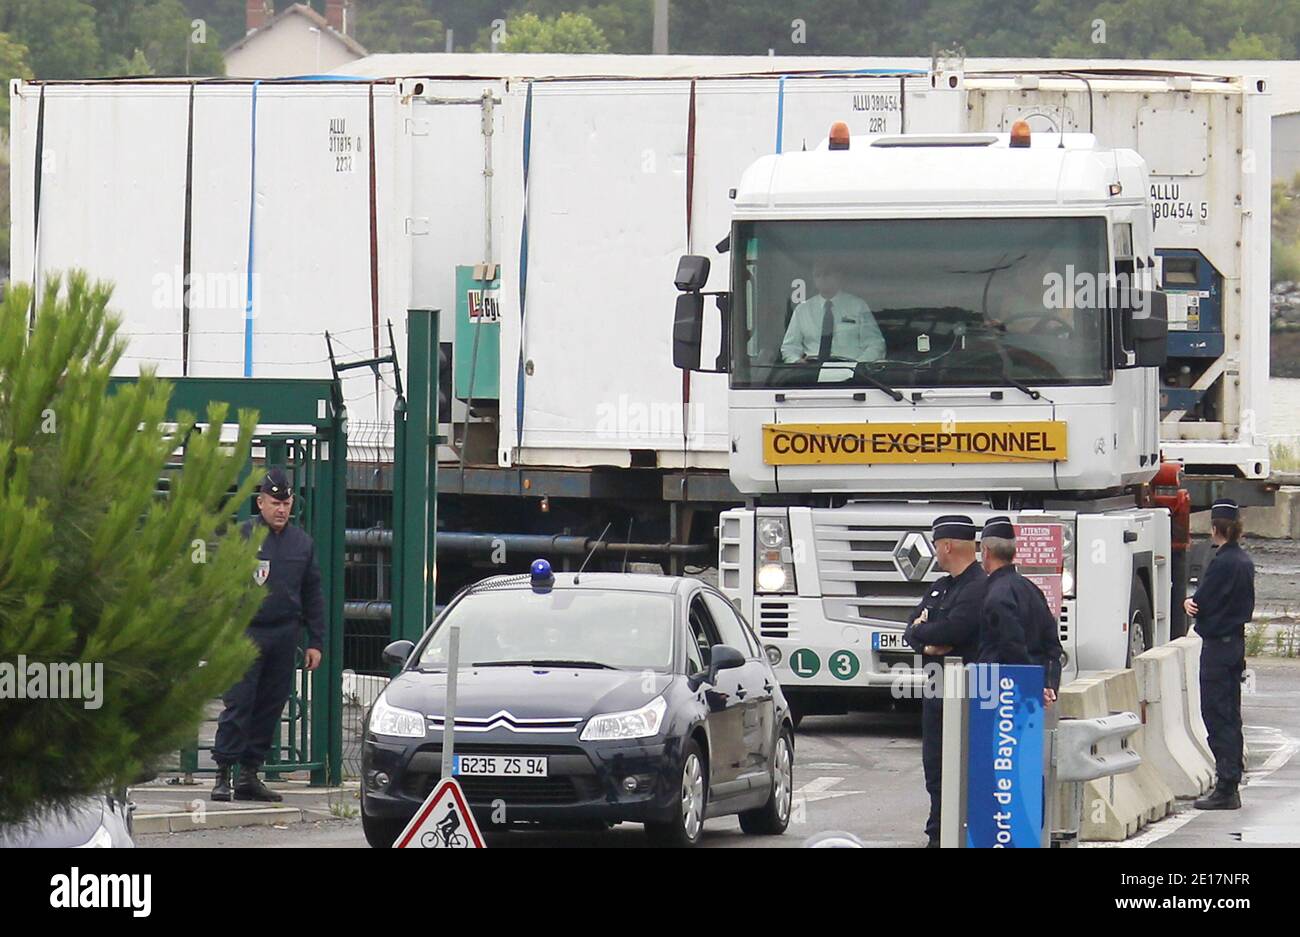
[342, 420, 396, 779]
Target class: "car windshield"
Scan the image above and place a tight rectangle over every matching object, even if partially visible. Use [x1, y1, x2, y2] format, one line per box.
[730, 217, 1111, 390]
[417, 588, 676, 672]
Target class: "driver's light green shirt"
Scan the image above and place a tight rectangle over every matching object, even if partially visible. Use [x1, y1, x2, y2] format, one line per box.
[779, 292, 886, 364]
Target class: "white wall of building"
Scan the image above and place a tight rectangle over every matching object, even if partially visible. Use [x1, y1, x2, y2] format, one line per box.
[227, 15, 363, 78]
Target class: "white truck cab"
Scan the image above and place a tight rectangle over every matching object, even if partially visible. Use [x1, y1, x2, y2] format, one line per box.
[673, 122, 1173, 718]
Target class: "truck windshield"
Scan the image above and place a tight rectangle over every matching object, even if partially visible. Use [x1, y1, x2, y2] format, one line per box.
[730, 217, 1111, 390]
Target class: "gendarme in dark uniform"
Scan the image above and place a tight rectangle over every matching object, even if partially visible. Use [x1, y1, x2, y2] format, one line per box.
[212, 468, 325, 802]
[977, 516, 1064, 698]
[1187, 499, 1255, 810]
[903, 514, 987, 847]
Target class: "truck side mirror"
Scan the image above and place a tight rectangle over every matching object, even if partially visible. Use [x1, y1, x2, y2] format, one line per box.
[1127, 290, 1168, 369]
[1112, 287, 1168, 370]
[672, 253, 729, 374]
[675, 254, 710, 291]
[1128, 291, 1170, 366]
[673, 292, 705, 371]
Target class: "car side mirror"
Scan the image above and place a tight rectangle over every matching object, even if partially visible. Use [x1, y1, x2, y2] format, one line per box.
[687, 644, 746, 690]
[708, 644, 746, 684]
[382, 639, 415, 667]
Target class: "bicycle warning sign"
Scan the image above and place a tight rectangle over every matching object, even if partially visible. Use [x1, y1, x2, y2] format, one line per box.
[393, 777, 486, 849]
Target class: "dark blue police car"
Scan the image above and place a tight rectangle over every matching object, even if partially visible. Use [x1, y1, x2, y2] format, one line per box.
[361, 562, 795, 847]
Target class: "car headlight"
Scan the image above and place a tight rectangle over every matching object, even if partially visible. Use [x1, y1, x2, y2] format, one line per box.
[74, 823, 114, 848]
[368, 695, 426, 738]
[580, 695, 667, 742]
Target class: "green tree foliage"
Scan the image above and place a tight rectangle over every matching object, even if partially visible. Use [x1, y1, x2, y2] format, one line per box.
[0, 273, 268, 825]
[9, 1, 1300, 69]
[0, 29, 31, 127]
[92, 0, 224, 76]
[0, 0, 224, 79]
[0, 31, 27, 277]
[0, 0, 101, 79]
[502, 0, 648, 52]
[490, 11, 610, 53]
[355, 0, 445, 53]
[181, 0, 247, 51]
[1273, 175, 1300, 283]
[662, 0, 1300, 57]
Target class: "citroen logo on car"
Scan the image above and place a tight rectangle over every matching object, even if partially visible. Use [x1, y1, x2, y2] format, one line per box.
[894, 531, 935, 582]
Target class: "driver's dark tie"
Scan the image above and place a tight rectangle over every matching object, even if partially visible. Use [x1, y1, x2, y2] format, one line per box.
[818, 299, 834, 359]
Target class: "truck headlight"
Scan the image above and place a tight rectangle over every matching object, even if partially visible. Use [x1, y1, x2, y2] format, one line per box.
[755, 511, 796, 594]
[757, 517, 787, 549]
[757, 563, 787, 591]
[368, 695, 426, 738]
[581, 696, 667, 741]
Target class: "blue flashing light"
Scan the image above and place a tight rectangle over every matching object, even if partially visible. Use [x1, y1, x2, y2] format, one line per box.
[530, 558, 555, 593]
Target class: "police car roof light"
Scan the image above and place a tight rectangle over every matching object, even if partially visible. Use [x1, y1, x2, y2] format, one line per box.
[530, 558, 555, 593]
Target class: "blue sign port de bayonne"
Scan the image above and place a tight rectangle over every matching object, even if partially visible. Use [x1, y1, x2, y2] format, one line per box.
[966, 664, 1045, 848]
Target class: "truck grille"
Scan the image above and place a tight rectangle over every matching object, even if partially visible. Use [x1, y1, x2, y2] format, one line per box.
[813, 518, 941, 626]
[756, 600, 796, 639]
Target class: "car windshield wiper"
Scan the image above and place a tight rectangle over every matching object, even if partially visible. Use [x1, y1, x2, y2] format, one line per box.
[471, 659, 618, 670]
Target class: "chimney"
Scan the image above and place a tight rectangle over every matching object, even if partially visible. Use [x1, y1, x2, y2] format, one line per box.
[246, 1, 271, 33]
[326, 0, 348, 34]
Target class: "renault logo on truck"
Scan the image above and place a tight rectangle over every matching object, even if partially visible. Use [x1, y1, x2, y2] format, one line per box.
[894, 531, 935, 582]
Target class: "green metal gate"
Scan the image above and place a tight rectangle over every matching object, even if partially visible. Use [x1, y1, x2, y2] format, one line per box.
[110, 377, 347, 786]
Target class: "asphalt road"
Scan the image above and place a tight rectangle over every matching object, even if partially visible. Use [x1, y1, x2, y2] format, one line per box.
[137, 659, 1300, 849]
[138, 703, 927, 849]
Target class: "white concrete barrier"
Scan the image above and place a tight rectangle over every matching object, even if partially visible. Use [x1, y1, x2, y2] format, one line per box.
[1094, 668, 1176, 828]
[1134, 646, 1214, 798]
[1057, 671, 1175, 841]
[1169, 635, 1216, 769]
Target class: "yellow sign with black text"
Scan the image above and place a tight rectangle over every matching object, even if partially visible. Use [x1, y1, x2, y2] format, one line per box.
[763, 421, 1069, 465]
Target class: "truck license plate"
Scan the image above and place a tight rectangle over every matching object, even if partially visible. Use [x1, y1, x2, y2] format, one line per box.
[872, 632, 909, 651]
[453, 755, 548, 778]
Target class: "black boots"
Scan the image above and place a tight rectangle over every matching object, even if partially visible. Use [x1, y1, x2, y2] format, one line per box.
[1194, 779, 1241, 810]
[211, 765, 233, 802]
[234, 765, 283, 803]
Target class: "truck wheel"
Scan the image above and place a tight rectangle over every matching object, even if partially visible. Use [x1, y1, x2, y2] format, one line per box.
[1126, 580, 1153, 667]
[788, 698, 805, 730]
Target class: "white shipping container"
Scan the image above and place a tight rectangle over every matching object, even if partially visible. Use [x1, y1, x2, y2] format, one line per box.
[9, 80, 411, 434]
[8, 58, 1270, 481]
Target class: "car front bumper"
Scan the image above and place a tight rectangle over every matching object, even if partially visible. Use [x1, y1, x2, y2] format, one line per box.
[362, 733, 686, 829]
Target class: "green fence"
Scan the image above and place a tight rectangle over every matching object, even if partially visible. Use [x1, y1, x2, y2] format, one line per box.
[111, 377, 347, 786]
